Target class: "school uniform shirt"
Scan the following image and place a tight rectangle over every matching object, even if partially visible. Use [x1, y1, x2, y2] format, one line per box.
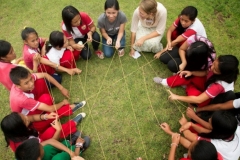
[174, 17, 207, 38]
[233, 98, 240, 108]
[211, 126, 240, 160]
[97, 11, 127, 36]
[205, 76, 234, 99]
[187, 35, 216, 68]
[131, 2, 167, 35]
[62, 12, 93, 39]
[179, 152, 223, 160]
[10, 74, 41, 115]
[46, 47, 65, 65]
[9, 135, 41, 152]
[0, 62, 16, 91]
[22, 37, 45, 70]
[42, 140, 79, 160]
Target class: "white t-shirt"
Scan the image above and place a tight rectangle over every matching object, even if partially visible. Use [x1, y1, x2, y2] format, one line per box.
[233, 98, 240, 108]
[211, 126, 240, 160]
[46, 48, 65, 65]
[186, 18, 207, 38]
[131, 2, 167, 35]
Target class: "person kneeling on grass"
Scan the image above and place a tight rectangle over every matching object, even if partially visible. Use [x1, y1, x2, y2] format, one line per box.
[97, 0, 127, 58]
[15, 136, 90, 160]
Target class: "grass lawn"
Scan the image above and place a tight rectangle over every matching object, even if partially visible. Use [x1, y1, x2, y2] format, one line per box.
[0, 0, 240, 159]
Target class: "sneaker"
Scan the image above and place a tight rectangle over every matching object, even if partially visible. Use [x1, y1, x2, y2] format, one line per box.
[118, 49, 125, 57]
[153, 77, 163, 84]
[72, 101, 86, 113]
[72, 112, 86, 124]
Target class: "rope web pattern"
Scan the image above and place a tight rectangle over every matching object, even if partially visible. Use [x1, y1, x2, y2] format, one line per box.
[41, 39, 188, 159]
[1, 2, 188, 158]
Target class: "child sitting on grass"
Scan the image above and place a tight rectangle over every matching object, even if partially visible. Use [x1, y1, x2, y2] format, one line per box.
[155, 35, 215, 73]
[38, 31, 81, 75]
[21, 27, 81, 83]
[154, 6, 207, 61]
[0, 40, 48, 95]
[62, 5, 103, 59]
[1, 112, 86, 152]
[175, 111, 240, 160]
[9, 66, 86, 135]
[161, 55, 239, 107]
[161, 129, 222, 160]
[15, 136, 89, 160]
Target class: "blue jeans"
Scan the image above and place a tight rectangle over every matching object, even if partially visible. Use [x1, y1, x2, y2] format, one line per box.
[102, 31, 125, 58]
[74, 31, 101, 60]
[46, 73, 62, 89]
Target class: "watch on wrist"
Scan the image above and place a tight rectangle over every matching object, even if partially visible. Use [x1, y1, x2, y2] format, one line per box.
[75, 142, 83, 148]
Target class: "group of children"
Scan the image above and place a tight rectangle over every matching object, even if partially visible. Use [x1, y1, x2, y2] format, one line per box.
[151, 2, 240, 160]
[0, 0, 239, 159]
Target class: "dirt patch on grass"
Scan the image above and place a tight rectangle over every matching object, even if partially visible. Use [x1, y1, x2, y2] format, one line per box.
[214, 10, 225, 23]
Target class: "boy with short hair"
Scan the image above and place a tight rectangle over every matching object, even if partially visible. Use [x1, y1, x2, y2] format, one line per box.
[15, 137, 89, 160]
[9, 66, 86, 134]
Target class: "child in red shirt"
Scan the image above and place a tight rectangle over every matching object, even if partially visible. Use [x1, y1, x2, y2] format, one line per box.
[62, 5, 104, 59]
[9, 66, 86, 133]
[39, 31, 81, 75]
[21, 27, 81, 83]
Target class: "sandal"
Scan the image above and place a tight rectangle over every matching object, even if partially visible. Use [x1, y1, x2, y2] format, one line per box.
[118, 49, 125, 57]
[95, 50, 104, 59]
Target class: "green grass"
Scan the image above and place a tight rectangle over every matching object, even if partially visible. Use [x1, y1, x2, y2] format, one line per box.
[0, 0, 240, 159]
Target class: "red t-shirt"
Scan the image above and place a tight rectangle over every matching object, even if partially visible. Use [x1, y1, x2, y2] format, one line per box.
[62, 12, 93, 39]
[205, 81, 234, 98]
[0, 62, 16, 91]
[22, 37, 44, 70]
[9, 135, 41, 152]
[174, 17, 196, 39]
[10, 74, 41, 115]
[173, 17, 207, 39]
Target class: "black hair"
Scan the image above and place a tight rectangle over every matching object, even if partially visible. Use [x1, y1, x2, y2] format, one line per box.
[15, 138, 41, 160]
[195, 35, 216, 63]
[185, 41, 209, 71]
[205, 55, 239, 88]
[9, 66, 31, 85]
[176, 6, 198, 35]
[0, 40, 11, 60]
[199, 111, 238, 139]
[45, 31, 64, 53]
[1, 112, 38, 147]
[191, 140, 218, 160]
[21, 27, 38, 41]
[104, 0, 119, 10]
[181, 6, 198, 21]
[62, 5, 80, 34]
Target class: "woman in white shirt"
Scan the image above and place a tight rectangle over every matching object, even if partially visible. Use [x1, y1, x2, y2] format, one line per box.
[129, 0, 167, 56]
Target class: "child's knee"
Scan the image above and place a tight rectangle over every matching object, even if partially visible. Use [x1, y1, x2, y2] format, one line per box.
[103, 47, 113, 58]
